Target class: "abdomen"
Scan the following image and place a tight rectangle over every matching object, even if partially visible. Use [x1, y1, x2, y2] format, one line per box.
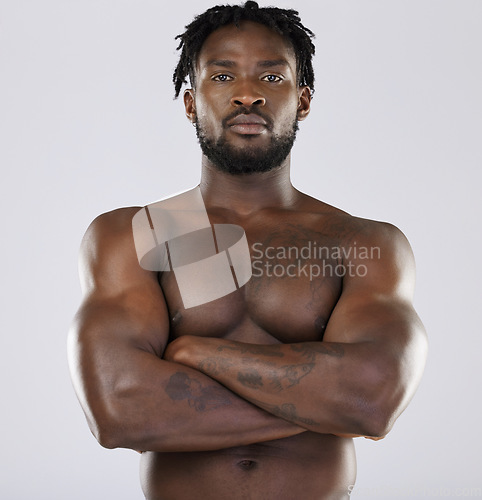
[140, 433, 356, 500]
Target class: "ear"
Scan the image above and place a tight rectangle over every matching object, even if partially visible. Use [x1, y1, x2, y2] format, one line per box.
[183, 89, 196, 124]
[297, 86, 311, 121]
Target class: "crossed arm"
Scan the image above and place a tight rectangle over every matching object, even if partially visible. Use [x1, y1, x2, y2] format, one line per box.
[68, 209, 305, 453]
[164, 295, 426, 439]
[68, 208, 427, 453]
[164, 221, 427, 439]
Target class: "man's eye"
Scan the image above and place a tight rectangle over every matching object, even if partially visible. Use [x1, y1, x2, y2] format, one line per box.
[262, 75, 282, 83]
[212, 74, 232, 82]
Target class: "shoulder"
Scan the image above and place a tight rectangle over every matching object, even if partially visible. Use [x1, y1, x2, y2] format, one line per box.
[302, 194, 412, 255]
[303, 194, 411, 254]
[332, 215, 416, 299]
[301, 195, 416, 297]
[79, 206, 147, 294]
[332, 213, 411, 254]
[297, 192, 414, 269]
[339, 215, 413, 267]
[81, 206, 143, 259]
[84, 187, 201, 239]
[81, 187, 203, 278]
[84, 206, 143, 238]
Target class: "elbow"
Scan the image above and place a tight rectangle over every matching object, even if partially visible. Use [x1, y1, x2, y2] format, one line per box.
[86, 409, 126, 449]
[93, 422, 122, 450]
[333, 392, 397, 440]
[70, 388, 131, 449]
[96, 432, 118, 450]
[88, 399, 171, 452]
[353, 363, 408, 440]
[358, 405, 395, 440]
[361, 361, 426, 439]
[91, 414, 147, 450]
[83, 396, 141, 450]
[349, 334, 427, 440]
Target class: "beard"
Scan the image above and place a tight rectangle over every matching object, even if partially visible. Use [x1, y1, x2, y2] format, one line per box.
[195, 109, 299, 175]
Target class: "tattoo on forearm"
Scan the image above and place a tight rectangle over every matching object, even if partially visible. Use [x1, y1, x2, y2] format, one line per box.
[237, 370, 264, 389]
[290, 342, 344, 362]
[235, 362, 315, 392]
[193, 341, 340, 401]
[216, 343, 285, 357]
[251, 398, 318, 427]
[198, 357, 234, 376]
[164, 372, 231, 412]
[269, 363, 315, 391]
[274, 403, 318, 426]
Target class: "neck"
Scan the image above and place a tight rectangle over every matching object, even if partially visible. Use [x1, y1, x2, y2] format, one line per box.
[199, 154, 299, 215]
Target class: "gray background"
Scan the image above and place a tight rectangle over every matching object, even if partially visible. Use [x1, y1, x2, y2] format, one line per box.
[1, 0, 480, 498]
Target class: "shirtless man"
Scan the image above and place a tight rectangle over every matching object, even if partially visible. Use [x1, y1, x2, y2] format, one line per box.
[68, 2, 428, 499]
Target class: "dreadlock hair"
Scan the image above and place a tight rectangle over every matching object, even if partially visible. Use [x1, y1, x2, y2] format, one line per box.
[172, 1, 315, 99]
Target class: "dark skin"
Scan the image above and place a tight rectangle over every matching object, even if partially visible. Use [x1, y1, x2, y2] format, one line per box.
[68, 21, 427, 500]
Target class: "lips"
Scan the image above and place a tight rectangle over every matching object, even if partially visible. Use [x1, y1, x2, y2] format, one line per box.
[227, 113, 268, 135]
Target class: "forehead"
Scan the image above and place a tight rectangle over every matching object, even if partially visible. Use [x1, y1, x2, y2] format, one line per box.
[196, 20, 297, 72]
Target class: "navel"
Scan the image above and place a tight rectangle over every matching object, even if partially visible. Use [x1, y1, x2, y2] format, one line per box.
[237, 459, 258, 471]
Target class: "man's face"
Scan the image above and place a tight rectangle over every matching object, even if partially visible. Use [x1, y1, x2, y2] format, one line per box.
[184, 21, 311, 175]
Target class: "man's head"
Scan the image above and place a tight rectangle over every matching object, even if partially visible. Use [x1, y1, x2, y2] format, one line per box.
[173, 1, 315, 99]
[173, 2, 316, 175]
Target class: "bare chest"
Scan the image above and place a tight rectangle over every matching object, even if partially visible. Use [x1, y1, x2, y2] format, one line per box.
[159, 220, 343, 344]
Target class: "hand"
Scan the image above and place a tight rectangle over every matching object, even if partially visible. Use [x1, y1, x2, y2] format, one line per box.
[163, 335, 198, 365]
[163, 335, 223, 369]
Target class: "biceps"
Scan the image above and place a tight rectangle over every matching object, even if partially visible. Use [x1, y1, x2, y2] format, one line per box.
[69, 296, 169, 393]
[323, 296, 427, 400]
[323, 294, 420, 345]
[78, 290, 169, 350]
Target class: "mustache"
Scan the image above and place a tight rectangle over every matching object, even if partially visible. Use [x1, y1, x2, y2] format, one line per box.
[222, 107, 273, 131]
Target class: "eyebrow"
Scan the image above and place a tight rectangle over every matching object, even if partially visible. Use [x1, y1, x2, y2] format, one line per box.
[257, 59, 289, 68]
[204, 59, 289, 69]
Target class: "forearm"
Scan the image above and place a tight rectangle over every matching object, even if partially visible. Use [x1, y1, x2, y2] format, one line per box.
[74, 346, 304, 453]
[166, 337, 397, 438]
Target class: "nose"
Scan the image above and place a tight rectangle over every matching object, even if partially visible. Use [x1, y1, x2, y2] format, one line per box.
[230, 81, 266, 108]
